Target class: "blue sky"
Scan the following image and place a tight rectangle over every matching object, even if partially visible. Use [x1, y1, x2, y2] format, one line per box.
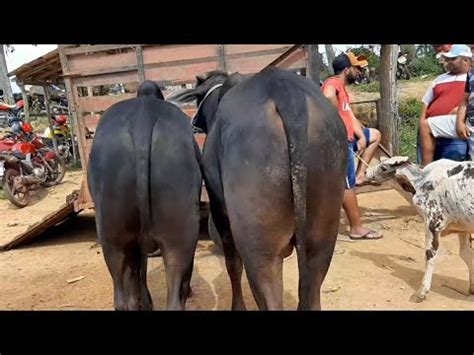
[4, 44, 358, 93]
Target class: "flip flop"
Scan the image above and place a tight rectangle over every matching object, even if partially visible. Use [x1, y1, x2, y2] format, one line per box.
[337, 234, 356, 243]
[349, 229, 383, 240]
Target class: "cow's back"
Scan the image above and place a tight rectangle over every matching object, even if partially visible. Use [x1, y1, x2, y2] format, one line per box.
[88, 97, 201, 251]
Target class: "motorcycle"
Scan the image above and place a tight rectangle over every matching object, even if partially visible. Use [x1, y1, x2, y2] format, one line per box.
[41, 115, 76, 163]
[396, 53, 411, 80]
[0, 121, 66, 207]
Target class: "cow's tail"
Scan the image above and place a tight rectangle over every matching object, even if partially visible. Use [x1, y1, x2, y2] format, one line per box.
[130, 97, 157, 243]
[274, 89, 308, 251]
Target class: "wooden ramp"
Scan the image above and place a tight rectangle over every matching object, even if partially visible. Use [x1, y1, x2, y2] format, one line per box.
[0, 170, 83, 251]
[0, 191, 79, 251]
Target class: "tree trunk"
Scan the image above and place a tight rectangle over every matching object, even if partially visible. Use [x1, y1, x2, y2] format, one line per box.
[0, 45, 14, 104]
[378, 45, 400, 155]
[325, 44, 336, 75]
[306, 44, 321, 85]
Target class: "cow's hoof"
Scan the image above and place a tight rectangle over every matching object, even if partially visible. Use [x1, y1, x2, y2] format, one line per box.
[413, 292, 426, 303]
[411, 292, 426, 303]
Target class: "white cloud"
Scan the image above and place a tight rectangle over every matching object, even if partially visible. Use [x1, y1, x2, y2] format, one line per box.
[4, 44, 58, 92]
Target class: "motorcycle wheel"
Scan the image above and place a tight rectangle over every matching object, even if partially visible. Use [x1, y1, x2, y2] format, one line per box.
[41, 157, 66, 187]
[3, 169, 30, 208]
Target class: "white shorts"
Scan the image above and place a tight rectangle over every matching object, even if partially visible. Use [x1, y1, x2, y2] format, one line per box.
[427, 114, 474, 160]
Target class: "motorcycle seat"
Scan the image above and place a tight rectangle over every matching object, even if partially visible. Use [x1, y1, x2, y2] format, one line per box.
[12, 151, 26, 160]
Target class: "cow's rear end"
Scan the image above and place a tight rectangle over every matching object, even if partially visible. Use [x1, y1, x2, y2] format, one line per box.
[88, 82, 201, 310]
[211, 68, 347, 309]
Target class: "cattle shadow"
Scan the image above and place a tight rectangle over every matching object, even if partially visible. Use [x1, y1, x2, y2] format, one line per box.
[147, 251, 298, 310]
[350, 250, 474, 303]
[16, 213, 98, 250]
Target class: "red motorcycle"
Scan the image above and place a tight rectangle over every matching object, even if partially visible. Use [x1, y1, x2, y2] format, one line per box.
[0, 121, 66, 207]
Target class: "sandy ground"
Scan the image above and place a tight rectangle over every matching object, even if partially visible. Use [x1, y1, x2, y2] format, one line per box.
[0, 170, 83, 247]
[1, 187, 472, 310]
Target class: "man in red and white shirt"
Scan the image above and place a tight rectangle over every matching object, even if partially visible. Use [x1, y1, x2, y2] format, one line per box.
[419, 44, 473, 165]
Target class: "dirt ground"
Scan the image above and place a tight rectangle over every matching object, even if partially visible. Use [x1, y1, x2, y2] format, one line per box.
[1, 185, 473, 310]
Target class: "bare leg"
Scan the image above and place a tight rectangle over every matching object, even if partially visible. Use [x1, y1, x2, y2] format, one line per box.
[356, 128, 381, 184]
[458, 233, 474, 294]
[419, 119, 436, 167]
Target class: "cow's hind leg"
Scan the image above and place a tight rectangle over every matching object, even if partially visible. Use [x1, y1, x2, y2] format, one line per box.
[458, 233, 474, 294]
[296, 232, 337, 310]
[101, 235, 150, 311]
[161, 245, 195, 310]
[239, 252, 284, 310]
[416, 225, 441, 301]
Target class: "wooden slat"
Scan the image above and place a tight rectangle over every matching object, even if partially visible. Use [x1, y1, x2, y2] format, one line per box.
[145, 61, 220, 83]
[67, 49, 137, 72]
[142, 45, 217, 65]
[269, 49, 306, 70]
[63, 44, 136, 56]
[264, 44, 303, 69]
[226, 53, 288, 74]
[74, 71, 140, 87]
[78, 94, 135, 112]
[0, 192, 78, 251]
[217, 45, 226, 70]
[75, 179, 94, 212]
[83, 114, 101, 129]
[136, 46, 145, 82]
[64, 64, 138, 78]
[225, 44, 291, 55]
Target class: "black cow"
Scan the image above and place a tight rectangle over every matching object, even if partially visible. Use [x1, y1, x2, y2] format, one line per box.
[170, 68, 347, 310]
[88, 80, 202, 310]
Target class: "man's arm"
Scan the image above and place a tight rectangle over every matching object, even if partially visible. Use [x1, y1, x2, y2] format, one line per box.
[322, 85, 338, 108]
[419, 103, 428, 124]
[456, 93, 470, 139]
[351, 111, 366, 151]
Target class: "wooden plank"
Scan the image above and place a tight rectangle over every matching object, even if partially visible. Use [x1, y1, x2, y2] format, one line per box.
[226, 53, 288, 74]
[142, 45, 217, 65]
[0, 192, 78, 251]
[64, 64, 138, 78]
[78, 94, 135, 112]
[136, 46, 145, 82]
[83, 114, 101, 129]
[217, 45, 226, 70]
[73, 178, 94, 212]
[67, 49, 137, 72]
[74, 71, 139, 87]
[63, 44, 136, 56]
[145, 61, 219, 83]
[72, 84, 89, 174]
[59, 45, 88, 170]
[266, 47, 306, 70]
[225, 44, 291, 55]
